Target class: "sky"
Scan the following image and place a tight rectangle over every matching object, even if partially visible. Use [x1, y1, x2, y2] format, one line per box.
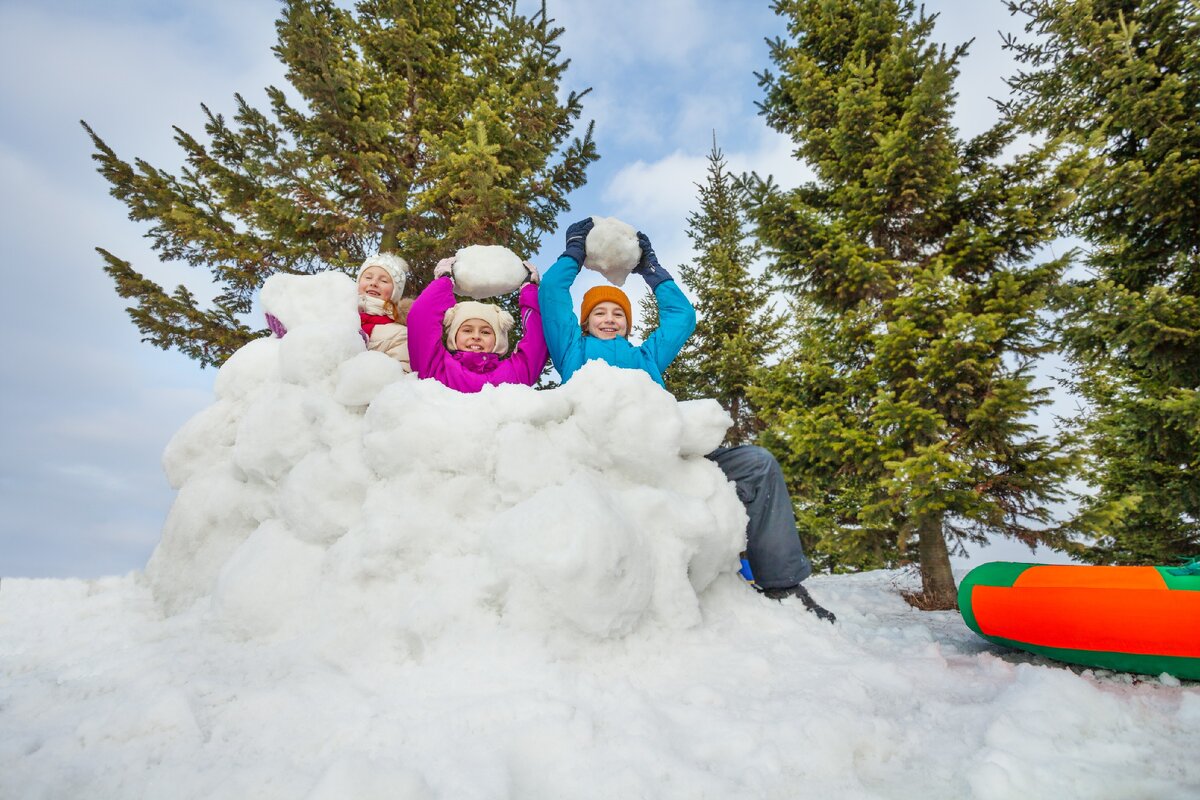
[0, 0, 1056, 578]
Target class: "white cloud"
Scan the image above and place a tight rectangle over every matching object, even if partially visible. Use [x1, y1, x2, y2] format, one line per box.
[599, 129, 816, 270]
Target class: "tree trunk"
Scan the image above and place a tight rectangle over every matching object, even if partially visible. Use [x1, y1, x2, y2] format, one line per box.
[917, 514, 957, 610]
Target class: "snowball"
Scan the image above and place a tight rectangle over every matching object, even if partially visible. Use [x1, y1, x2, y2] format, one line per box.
[260, 270, 359, 331]
[584, 216, 641, 287]
[452, 244, 527, 299]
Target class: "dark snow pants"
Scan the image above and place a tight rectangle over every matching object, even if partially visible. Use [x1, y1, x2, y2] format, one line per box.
[707, 445, 813, 589]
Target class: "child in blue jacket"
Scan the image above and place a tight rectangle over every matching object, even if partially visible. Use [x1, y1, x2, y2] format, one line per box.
[539, 219, 834, 622]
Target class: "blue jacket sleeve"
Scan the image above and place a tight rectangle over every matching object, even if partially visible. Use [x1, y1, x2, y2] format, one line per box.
[538, 255, 586, 384]
[641, 279, 696, 374]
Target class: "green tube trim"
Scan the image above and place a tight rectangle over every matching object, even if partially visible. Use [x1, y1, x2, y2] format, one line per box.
[972, 631, 1200, 681]
[1156, 566, 1200, 592]
[957, 562, 1033, 636]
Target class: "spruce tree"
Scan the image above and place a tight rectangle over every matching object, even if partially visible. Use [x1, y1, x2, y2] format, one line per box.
[1005, 0, 1200, 564]
[747, 0, 1083, 606]
[666, 141, 783, 445]
[83, 0, 597, 366]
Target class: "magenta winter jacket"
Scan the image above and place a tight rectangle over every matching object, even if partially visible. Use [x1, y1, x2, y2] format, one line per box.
[407, 276, 548, 393]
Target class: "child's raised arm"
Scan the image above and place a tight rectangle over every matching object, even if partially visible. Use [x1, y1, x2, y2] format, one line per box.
[407, 258, 458, 376]
[538, 218, 594, 384]
[634, 232, 696, 371]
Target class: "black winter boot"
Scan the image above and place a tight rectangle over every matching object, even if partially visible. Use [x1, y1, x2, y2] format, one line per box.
[761, 583, 837, 624]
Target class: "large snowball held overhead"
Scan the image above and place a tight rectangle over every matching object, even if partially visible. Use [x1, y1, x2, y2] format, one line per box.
[148, 272, 745, 640]
[584, 216, 641, 287]
[453, 245, 528, 299]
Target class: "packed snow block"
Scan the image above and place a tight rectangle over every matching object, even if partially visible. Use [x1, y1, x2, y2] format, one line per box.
[231, 384, 325, 484]
[161, 400, 241, 489]
[676, 399, 735, 456]
[259, 270, 359, 332]
[362, 379, 509, 476]
[278, 323, 365, 387]
[145, 467, 268, 614]
[584, 216, 641, 286]
[212, 519, 325, 638]
[556, 364, 687, 482]
[279, 443, 370, 546]
[334, 350, 408, 407]
[453, 244, 527, 299]
[487, 479, 654, 637]
[213, 337, 281, 401]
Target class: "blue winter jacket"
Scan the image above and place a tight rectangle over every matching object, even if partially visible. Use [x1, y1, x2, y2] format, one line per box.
[539, 255, 697, 387]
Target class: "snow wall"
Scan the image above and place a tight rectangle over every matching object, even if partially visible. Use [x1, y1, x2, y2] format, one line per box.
[146, 272, 747, 648]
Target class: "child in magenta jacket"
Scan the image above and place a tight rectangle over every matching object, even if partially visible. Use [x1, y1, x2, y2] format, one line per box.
[406, 256, 549, 393]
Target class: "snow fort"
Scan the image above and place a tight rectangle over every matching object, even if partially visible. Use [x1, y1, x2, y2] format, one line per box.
[146, 271, 748, 646]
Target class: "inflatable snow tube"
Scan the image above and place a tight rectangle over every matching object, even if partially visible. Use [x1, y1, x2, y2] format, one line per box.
[958, 561, 1200, 680]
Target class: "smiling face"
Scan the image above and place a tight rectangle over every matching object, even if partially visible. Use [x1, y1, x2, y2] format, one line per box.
[585, 301, 628, 340]
[358, 266, 395, 301]
[454, 318, 497, 352]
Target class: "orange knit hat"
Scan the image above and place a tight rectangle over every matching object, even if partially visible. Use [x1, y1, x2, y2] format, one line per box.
[580, 285, 632, 333]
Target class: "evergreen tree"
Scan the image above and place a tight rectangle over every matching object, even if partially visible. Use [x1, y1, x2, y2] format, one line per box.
[746, 0, 1084, 606]
[1005, 0, 1200, 564]
[83, 0, 597, 366]
[666, 141, 783, 445]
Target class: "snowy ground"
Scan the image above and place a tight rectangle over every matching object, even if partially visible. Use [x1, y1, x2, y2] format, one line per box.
[2, 275, 1196, 799]
[2, 568, 1196, 800]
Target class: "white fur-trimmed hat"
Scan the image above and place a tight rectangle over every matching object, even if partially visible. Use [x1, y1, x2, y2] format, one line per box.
[358, 252, 410, 304]
[443, 301, 515, 354]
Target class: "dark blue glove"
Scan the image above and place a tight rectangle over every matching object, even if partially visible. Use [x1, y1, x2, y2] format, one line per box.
[633, 232, 673, 291]
[560, 217, 594, 264]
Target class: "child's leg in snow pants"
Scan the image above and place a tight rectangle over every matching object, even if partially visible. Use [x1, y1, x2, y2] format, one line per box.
[706, 445, 813, 589]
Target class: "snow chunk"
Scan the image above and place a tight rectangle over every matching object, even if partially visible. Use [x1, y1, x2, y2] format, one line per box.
[213, 337, 280, 401]
[585, 216, 641, 287]
[260, 270, 359, 331]
[333, 350, 407, 407]
[453, 244, 527, 299]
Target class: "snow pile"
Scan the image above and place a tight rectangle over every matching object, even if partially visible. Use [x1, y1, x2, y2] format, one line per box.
[145, 272, 745, 647]
[452, 244, 529, 299]
[585, 215, 641, 286]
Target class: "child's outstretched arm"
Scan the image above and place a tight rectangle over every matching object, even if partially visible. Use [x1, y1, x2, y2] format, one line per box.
[635, 232, 696, 372]
[495, 272, 550, 386]
[538, 218, 594, 383]
[406, 258, 458, 378]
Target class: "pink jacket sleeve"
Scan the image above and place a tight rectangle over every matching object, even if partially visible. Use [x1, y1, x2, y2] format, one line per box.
[489, 281, 549, 386]
[407, 276, 455, 379]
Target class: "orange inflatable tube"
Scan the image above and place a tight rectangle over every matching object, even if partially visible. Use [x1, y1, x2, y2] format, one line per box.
[958, 562, 1200, 680]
